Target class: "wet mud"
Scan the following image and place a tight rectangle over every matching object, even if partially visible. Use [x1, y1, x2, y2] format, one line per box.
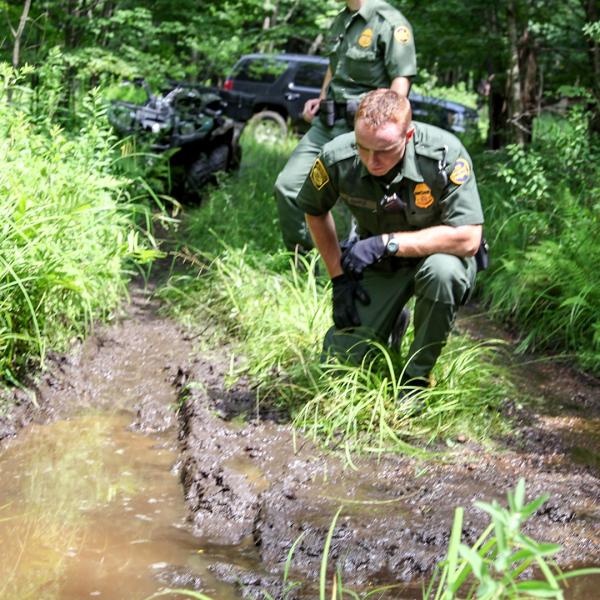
[0, 280, 599, 598]
[178, 343, 600, 596]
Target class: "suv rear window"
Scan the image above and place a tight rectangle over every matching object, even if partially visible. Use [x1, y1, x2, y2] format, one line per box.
[233, 58, 287, 84]
[293, 63, 328, 88]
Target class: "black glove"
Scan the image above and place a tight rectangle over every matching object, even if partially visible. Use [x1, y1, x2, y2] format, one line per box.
[341, 235, 385, 277]
[331, 273, 371, 329]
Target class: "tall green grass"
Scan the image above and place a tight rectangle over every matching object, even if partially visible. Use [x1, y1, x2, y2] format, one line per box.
[0, 65, 157, 383]
[159, 135, 513, 452]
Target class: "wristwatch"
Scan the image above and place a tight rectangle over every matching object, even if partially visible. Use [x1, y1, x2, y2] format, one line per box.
[385, 234, 399, 256]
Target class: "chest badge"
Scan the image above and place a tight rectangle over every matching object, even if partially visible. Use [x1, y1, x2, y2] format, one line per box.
[358, 28, 373, 48]
[449, 157, 471, 185]
[394, 25, 411, 45]
[310, 158, 330, 190]
[414, 183, 434, 209]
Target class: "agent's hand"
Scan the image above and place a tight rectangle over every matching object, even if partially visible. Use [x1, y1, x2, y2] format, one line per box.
[331, 273, 371, 329]
[341, 235, 386, 277]
[303, 98, 321, 123]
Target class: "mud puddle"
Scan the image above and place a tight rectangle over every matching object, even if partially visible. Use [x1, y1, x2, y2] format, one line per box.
[0, 412, 245, 599]
[0, 285, 256, 599]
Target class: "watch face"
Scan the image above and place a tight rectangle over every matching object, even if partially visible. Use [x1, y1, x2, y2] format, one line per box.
[387, 239, 399, 255]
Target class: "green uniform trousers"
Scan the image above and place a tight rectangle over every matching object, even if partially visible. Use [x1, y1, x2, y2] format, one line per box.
[274, 118, 352, 251]
[324, 253, 477, 379]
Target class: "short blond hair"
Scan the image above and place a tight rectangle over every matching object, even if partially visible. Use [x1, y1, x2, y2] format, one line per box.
[355, 89, 412, 131]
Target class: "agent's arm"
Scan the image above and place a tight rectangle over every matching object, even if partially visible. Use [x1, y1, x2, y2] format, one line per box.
[303, 66, 333, 123]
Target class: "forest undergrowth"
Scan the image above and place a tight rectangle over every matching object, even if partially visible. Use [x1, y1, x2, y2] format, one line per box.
[0, 66, 159, 391]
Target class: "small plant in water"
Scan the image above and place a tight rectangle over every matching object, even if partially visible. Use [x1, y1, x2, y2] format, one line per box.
[424, 478, 600, 599]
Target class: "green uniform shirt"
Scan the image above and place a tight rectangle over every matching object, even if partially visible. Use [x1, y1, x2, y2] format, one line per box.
[297, 122, 484, 237]
[325, 0, 417, 102]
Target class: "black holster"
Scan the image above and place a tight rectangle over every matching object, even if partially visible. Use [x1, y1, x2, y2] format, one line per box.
[319, 100, 336, 128]
[475, 238, 490, 272]
[345, 99, 358, 127]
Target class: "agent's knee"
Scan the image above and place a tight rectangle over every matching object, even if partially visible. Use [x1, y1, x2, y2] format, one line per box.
[415, 254, 472, 304]
[274, 168, 291, 201]
[322, 326, 372, 365]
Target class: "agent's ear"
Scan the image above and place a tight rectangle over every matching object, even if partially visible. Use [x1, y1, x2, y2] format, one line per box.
[406, 127, 415, 141]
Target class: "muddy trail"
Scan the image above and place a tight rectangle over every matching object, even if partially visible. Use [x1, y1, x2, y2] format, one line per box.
[0, 272, 599, 599]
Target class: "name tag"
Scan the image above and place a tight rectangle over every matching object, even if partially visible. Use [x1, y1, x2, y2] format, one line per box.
[340, 193, 377, 211]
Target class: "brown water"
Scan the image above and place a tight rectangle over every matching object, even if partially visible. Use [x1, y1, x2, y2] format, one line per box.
[0, 412, 243, 600]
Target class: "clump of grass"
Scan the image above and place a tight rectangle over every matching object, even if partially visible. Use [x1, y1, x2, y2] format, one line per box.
[297, 337, 510, 454]
[181, 132, 298, 261]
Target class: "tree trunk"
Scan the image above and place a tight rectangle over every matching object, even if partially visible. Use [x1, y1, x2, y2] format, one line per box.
[518, 28, 537, 144]
[7, 0, 32, 104]
[485, 5, 509, 148]
[11, 0, 32, 70]
[308, 33, 323, 55]
[506, 0, 527, 144]
[582, 0, 600, 132]
[583, 0, 599, 94]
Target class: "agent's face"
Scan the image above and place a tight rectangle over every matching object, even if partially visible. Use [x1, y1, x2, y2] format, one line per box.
[355, 119, 413, 177]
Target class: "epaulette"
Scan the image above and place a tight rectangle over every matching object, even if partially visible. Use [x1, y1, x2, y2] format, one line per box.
[321, 132, 358, 166]
[413, 123, 455, 161]
[374, 1, 410, 26]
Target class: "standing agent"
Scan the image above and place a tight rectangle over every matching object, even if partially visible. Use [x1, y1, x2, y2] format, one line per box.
[296, 90, 484, 396]
[274, 0, 416, 253]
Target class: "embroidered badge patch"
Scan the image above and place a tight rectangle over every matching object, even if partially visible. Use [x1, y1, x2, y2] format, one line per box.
[394, 26, 411, 45]
[358, 28, 373, 48]
[310, 158, 330, 190]
[414, 182, 434, 209]
[449, 158, 471, 185]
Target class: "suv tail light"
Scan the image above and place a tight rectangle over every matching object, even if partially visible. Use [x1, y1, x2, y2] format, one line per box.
[223, 78, 234, 91]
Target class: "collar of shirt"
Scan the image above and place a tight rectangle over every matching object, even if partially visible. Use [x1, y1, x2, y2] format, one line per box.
[358, 134, 424, 183]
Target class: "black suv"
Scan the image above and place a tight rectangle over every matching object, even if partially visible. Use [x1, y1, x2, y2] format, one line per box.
[223, 53, 478, 136]
[223, 53, 328, 137]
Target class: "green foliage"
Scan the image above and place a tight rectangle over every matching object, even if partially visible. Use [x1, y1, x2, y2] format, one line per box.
[583, 21, 600, 43]
[0, 65, 157, 382]
[478, 106, 600, 372]
[425, 479, 600, 599]
[413, 73, 479, 110]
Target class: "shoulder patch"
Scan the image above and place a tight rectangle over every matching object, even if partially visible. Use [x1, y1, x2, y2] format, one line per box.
[358, 28, 373, 48]
[449, 158, 470, 185]
[394, 25, 411, 45]
[310, 158, 330, 190]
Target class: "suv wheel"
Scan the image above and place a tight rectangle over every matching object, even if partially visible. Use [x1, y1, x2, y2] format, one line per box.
[246, 110, 287, 143]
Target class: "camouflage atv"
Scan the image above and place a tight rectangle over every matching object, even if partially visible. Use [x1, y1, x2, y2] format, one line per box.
[109, 79, 242, 200]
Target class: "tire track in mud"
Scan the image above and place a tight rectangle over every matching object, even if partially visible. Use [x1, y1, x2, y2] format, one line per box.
[1, 283, 193, 438]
